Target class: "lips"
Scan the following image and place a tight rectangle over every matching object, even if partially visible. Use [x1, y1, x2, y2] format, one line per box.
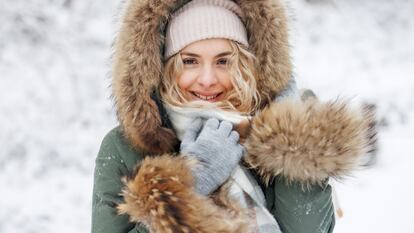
[190, 91, 222, 102]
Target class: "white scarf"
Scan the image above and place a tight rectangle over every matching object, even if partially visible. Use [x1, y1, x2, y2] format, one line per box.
[164, 103, 282, 233]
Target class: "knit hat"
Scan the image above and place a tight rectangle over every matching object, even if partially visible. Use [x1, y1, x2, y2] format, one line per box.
[164, 0, 248, 59]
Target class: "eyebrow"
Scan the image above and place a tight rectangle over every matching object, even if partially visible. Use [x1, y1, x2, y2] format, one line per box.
[181, 51, 232, 58]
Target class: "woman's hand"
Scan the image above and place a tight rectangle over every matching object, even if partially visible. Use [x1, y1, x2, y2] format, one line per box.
[180, 118, 244, 195]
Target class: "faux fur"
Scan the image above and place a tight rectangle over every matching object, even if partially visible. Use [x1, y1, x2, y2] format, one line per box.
[112, 0, 291, 154]
[117, 99, 377, 229]
[118, 154, 251, 233]
[244, 99, 377, 187]
[113, 0, 379, 229]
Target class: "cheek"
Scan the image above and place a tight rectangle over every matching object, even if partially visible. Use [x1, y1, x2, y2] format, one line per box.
[220, 72, 234, 90]
[176, 72, 195, 91]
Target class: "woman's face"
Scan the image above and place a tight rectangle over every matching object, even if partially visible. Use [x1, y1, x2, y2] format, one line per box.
[177, 38, 233, 103]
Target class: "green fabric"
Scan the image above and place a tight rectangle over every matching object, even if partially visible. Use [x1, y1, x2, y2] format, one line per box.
[91, 126, 335, 233]
[264, 177, 335, 233]
[91, 127, 148, 233]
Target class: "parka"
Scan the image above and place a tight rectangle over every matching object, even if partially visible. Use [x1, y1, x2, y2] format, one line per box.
[91, 0, 376, 233]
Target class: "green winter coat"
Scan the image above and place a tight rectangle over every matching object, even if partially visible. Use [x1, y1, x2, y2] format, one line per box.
[91, 0, 375, 232]
[91, 126, 335, 233]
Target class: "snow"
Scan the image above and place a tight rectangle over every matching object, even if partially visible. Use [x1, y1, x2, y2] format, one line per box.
[333, 130, 413, 233]
[0, 0, 412, 232]
[289, 1, 414, 232]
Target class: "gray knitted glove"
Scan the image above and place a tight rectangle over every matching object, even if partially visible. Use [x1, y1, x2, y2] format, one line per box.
[180, 118, 244, 195]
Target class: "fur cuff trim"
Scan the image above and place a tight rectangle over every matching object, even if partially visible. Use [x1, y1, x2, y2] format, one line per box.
[118, 154, 250, 233]
[244, 99, 376, 186]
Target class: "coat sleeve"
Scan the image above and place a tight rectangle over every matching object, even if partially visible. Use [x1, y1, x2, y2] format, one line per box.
[243, 96, 375, 233]
[93, 128, 250, 233]
[91, 128, 149, 233]
[264, 177, 335, 233]
[117, 154, 251, 233]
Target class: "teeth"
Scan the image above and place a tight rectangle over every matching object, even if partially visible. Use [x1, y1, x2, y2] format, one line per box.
[194, 92, 219, 100]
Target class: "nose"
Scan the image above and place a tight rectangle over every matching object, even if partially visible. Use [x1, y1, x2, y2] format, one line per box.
[197, 65, 218, 88]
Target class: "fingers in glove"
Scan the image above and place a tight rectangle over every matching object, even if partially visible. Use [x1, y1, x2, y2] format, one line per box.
[234, 144, 245, 161]
[181, 118, 203, 145]
[204, 118, 220, 130]
[228, 131, 240, 144]
[218, 121, 233, 137]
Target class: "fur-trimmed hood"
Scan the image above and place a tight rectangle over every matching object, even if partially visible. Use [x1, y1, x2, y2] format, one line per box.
[111, 2, 378, 230]
[112, 0, 292, 154]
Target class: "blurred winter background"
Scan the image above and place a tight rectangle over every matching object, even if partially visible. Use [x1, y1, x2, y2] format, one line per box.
[0, 0, 412, 232]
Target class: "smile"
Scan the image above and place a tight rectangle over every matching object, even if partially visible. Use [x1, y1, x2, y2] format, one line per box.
[191, 92, 222, 101]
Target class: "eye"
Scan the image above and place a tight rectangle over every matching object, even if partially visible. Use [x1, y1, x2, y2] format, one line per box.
[182, 58, 197, 65]
[217, 58, 228, 65]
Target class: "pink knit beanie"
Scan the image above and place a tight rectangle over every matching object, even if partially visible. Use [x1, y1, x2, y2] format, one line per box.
[164, 0, 248, 59]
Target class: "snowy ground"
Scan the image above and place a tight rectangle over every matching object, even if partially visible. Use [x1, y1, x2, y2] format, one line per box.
[1, 0, 413, 232]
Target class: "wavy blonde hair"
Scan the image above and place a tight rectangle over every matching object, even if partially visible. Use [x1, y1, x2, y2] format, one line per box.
[160, 40, 260, 115]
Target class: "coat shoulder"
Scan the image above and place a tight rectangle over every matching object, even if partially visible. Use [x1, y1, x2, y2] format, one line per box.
[98, 126, 145, 172]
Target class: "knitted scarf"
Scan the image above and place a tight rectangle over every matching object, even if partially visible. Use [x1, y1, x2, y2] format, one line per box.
[164, 103, 282, 233]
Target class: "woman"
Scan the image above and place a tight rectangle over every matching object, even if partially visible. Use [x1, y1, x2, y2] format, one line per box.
[92, 0, 375, 233]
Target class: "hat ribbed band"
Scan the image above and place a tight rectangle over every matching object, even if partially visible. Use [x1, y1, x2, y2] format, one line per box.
[164, 0, 248, 59]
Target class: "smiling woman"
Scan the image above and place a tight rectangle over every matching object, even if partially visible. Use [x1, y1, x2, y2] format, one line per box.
[92, 0, 375, 233]
[177, 39, 233, 102]
[161, 38, 260, 114]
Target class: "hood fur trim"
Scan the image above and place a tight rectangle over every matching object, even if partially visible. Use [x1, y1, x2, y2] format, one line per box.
[112, 0, 291, 154]
[244, 99, 377, 187]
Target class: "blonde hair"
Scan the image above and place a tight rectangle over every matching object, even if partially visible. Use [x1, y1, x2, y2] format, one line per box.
[160, 40, 260, 115]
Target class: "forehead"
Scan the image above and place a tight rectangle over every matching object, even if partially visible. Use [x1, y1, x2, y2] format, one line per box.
[181, 38, 233, 56]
